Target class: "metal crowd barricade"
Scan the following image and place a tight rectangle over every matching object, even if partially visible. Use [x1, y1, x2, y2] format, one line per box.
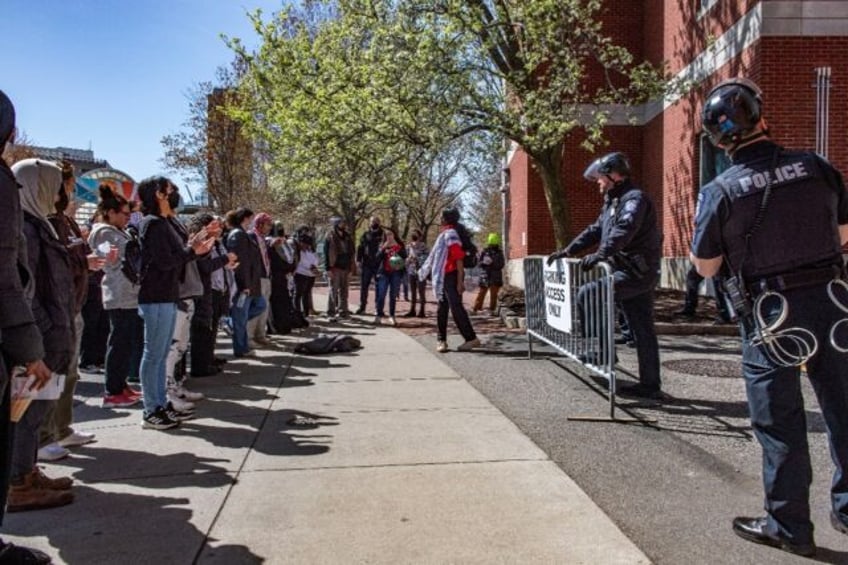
[524, 256, 640, 422]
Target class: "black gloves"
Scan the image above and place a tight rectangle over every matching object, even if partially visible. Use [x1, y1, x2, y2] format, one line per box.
[546, 250, 570, 266]
[580, 253, 602, 272]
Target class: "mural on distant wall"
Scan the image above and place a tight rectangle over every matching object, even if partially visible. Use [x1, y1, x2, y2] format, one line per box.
[76, 168, 136, 203]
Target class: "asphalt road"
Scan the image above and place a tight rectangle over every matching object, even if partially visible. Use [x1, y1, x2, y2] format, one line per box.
[414, 330, 848, 564]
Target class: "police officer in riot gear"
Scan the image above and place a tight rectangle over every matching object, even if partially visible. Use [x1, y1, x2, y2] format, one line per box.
[547, 152, 662, 399]
[692, 77, 848, 557]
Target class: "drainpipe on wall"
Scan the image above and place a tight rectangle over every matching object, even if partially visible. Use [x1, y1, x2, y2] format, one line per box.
[815, 66, 831, 159]
[501, 139, 510, 282]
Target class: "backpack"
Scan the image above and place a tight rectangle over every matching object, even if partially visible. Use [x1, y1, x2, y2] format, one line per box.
[457, 225, 478, 269]
[121, 232, 144, 285]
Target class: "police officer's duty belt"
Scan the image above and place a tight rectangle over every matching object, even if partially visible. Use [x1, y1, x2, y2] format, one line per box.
[747, 265, 844, 297]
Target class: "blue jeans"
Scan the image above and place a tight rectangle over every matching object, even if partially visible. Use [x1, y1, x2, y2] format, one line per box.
[376, 270, 403, 317]
[138, 302, 177, 415]
[230, 294, 267, 356]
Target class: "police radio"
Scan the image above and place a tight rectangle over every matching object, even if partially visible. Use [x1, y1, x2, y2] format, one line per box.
[722, 275, 752, 319]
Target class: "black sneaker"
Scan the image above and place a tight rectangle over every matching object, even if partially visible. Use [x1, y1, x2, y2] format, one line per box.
[354, 307, 366, 315]
[142, 407, 180, 430]
[165, 402, 196, 422]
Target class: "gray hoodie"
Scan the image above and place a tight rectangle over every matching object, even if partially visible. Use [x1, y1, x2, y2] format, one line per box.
[89, 222, 139, 310]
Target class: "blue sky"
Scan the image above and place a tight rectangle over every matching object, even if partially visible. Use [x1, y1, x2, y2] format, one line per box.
[2, 0, 282, 200]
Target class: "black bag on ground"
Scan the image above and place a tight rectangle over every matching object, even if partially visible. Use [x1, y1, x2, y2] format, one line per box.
[294, 334, 362, 355]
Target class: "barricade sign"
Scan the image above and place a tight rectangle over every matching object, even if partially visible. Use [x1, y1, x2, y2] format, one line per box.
[543, 263, 572, 333]
[524, 256, 645, 422]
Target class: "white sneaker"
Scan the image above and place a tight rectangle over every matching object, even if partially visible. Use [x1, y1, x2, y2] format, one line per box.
[37, 443, 70, 462]
[58, 430, 96, 448]
[166, 394, 196, 412]
[388, 316, 397, 326]
[170, 384, 205, 402]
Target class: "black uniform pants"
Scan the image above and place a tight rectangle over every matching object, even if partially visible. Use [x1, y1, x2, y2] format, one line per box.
[740, 283, 848, 545]
[577, 270, 660, 391]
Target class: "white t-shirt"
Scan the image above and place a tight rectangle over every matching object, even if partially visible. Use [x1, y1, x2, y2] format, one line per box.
[295, 250, 319, 277]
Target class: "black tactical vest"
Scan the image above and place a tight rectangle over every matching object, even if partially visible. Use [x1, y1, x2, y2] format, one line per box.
[712, 143, 843, 280]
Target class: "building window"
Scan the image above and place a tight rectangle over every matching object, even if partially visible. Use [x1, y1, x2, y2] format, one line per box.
[699, 134, 730, 188]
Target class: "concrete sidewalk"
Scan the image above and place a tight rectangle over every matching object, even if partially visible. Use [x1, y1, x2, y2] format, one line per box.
[2, 317, 649, 564]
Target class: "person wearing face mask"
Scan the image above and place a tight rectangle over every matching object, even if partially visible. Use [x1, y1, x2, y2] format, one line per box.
[137, 177, 214, 430]
[225, 207, 266, 358]
[323, 216, 355, 320]
[546, 152, 662, 400]
[0, 89, 54, 564]
[354, 216, 384, 315]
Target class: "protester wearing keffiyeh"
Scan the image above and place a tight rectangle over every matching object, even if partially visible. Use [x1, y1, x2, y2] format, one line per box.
[418, 208, 479, 353]
[418, 226, 460, 302]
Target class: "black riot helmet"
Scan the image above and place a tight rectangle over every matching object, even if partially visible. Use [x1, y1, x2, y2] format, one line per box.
[583, 152, 631, 182]
[702, 78, 763, 148]
[0, 89, 15, 146]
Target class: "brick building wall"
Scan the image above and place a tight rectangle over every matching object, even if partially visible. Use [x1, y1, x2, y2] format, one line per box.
[506, 0, 848, 288]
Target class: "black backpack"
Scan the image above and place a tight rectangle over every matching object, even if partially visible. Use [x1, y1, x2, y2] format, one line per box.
[121, 231, 144, 285]
[456, 225, 478, 269]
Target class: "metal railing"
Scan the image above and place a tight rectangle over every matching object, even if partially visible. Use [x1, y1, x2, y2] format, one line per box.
[525, 256, 632, 421]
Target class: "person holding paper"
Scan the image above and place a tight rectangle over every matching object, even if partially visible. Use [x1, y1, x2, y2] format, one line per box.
[0, 89, 54, 563]
[8, 157, 76, 512]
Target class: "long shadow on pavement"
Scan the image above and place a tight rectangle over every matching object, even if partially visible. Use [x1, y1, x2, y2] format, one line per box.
[2, 483, 265, 565]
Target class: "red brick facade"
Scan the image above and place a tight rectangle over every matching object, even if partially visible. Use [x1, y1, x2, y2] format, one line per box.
[506, 1, 848, 286]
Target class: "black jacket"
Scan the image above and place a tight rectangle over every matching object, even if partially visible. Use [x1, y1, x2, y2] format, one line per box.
[566, 179, 661, 287]
[226, 228, 262, 296]
[0, 161, 44, 367]
[23, 212, 74, 373]
[193, 248, 231, 327]
[357, 227, 384, 269]
[478, 245, 505, 287]
[138, 215, 196, 304]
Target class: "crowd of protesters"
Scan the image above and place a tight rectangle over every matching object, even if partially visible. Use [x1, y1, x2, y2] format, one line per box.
[0, 90, 495, 562]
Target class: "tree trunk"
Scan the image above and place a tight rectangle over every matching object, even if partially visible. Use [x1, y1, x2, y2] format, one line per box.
[531, 144, 571, 250]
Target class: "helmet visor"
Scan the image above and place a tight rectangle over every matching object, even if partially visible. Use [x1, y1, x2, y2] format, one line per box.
[583, 157, 603, 182]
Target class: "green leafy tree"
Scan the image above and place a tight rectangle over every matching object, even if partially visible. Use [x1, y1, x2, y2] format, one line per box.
[228, 0, 671, 247]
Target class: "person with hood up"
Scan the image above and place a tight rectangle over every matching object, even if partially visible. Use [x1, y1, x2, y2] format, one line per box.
[0, 89, 54, 564]
[9, 158, 76, 513]
[38, 160, 103, 460]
